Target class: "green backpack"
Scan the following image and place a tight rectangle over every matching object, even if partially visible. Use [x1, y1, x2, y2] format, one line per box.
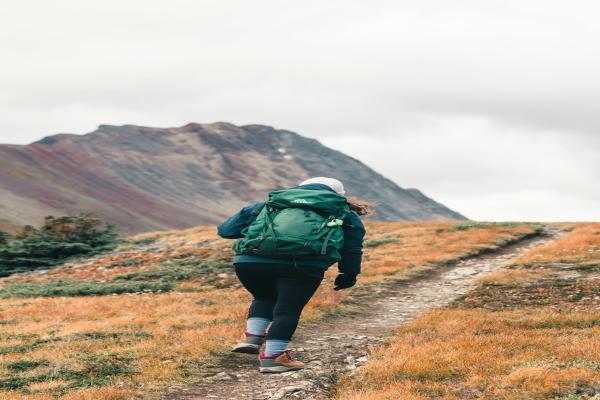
[233, 188, 350, 263]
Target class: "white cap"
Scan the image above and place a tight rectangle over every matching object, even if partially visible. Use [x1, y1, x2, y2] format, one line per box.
[299, 177, 346, 195]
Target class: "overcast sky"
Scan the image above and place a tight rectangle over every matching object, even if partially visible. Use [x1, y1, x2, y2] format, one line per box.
[1, 1, 599, 221]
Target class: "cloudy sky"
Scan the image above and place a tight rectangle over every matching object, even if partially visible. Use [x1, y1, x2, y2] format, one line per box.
[1, 1, 599, 221]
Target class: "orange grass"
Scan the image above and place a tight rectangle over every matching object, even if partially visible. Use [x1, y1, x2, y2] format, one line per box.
[355, 221, 537, 284]
[337, 222, 600, 400]
[514, 222, 600, 267]
[336, 308, 600, 400]
[0, 221, 537, 398]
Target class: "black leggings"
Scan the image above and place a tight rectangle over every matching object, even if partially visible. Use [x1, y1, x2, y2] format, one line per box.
[234, 263, 324, 340]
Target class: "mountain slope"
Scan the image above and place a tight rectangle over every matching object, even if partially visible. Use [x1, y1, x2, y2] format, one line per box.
[0, 122, 466, 233]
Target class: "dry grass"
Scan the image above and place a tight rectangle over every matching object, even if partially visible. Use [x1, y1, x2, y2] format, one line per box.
[0, 221, 538, 399]
[356, 221, 539, 284]
[337, 223, 600, 400]
[337, 309, 600, 400]
[514, 223, 600, 268]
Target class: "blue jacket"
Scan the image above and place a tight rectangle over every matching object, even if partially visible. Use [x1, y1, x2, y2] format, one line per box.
[217, 183, 366, 275]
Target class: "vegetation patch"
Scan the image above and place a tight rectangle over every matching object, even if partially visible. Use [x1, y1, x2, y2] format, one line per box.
[0, 260, 231, 298]
[0, 280, 173, 298]
[454, 221, 537, 231]
[129, 236, 159, 246]
[68, 331, 153, 341]
[514, 223, 600, 267]
[114, 259, 230, 282]
[0, 213, 120, 277]
[0, 343, 42, 355]
[364, 236, 401, 248]
[0, 353, 138, 392]
[6, 359, 50, 372]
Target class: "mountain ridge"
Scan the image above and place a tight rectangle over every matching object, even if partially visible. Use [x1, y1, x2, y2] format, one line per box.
[0, 122, 466, 233]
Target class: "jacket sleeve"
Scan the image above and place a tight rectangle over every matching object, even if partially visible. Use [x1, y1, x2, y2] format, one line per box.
[217, 202, 265, 239]
[338, 212, 366, 276]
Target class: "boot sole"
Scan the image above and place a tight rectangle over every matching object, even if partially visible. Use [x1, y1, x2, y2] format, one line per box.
[259, 365, 304, 373]
[231, 343, 260, 354]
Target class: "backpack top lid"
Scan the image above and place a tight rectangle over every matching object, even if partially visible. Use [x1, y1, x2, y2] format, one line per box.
[267, 188, 349, 217]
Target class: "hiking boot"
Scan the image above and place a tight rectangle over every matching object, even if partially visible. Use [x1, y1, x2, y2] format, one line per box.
[259, 350, 305, 373]
[231, 332, 266, 354]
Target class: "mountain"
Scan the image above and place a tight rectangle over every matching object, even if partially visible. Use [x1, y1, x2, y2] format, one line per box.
[0, 122, 466, 233]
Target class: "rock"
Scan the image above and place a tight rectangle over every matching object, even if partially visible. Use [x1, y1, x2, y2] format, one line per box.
[212, 372, 232, 380]
[356, 356, 369, 363]
[280, 371, 301, 377]
[352, 335, 368, 340]
[271, 382, 312, 399]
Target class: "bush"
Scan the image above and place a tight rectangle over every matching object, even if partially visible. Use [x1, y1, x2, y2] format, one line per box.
[0, 214, 120, 277]
[0, 260, 231, 298]
[454, 222, 525, 231]
[364, 237, 401, 248]
[0, 230, 9, 246]
[0, 280, 172, 298]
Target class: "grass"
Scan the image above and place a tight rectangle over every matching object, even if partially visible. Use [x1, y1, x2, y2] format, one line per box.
[0, 260, 231, 298]
[335, 222, 600, 400]
[0, 221, 539, 398]
[0, 280, 174, 298]
[514, 222, 600, 267]
[363, 237, 401, 248]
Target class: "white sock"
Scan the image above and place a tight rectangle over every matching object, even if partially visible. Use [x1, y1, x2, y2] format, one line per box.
[246, 317, 270, 336]
[264, 339, 289, 356]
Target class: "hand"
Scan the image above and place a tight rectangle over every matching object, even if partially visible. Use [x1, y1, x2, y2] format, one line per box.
[334, 273, 357, 291]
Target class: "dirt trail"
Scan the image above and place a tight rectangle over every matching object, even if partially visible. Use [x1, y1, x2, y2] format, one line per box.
[164, 229, 562, 400]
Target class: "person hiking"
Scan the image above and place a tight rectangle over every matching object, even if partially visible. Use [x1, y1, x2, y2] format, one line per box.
[217, 177, 368, 373]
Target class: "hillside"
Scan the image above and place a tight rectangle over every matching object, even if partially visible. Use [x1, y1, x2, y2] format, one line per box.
[0, 221, 541, 399]
[0, 123, 465, 233]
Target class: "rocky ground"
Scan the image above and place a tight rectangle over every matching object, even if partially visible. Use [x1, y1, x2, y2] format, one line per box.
[163, 229, 562, 400]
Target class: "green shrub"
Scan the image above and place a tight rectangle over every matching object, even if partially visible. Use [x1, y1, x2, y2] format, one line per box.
[0, 213, 120, 277]
[64, 353, 139, 387]
[0, 353, 138, 392]
[364, 237, 401, 248]
[6, 360, 49, 372]
[114, 260, 230, 283]
[69, 331, 152, 341]
[0, 260, 231, 298]
[130, 236, 159, 246]
[0, 230, 9, 246]
[454, 222, 526, 231]
[0, 280, 172, 298]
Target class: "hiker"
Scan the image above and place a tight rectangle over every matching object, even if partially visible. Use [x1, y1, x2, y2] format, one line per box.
[217, 177, 368, 373]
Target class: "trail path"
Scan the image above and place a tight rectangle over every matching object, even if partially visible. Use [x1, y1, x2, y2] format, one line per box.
[164, 229, 562, 400]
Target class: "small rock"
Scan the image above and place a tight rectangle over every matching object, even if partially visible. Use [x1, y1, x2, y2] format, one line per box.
[212, 372, 232, 380]
[352, 335, 368, 340]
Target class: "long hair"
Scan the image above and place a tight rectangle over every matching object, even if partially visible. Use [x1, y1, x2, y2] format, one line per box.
[346, 196, 373, 216]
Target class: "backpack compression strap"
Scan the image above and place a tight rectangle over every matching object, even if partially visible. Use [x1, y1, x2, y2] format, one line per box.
[320, 218, 344, 255]
[264, 207, 277, 239]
